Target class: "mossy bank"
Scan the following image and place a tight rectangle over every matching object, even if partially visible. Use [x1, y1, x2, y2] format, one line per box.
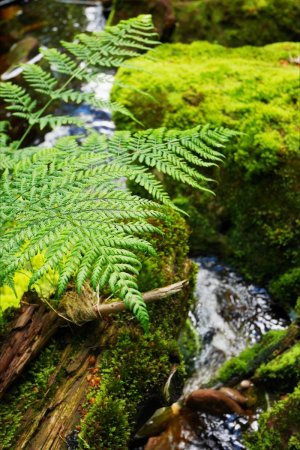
[109, 0, 300, 46]
[216, 321, 300, 449]
[111, 41, 300, 311]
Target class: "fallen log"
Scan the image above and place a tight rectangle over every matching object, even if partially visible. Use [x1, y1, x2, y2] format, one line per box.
[0, 279, 189, 399]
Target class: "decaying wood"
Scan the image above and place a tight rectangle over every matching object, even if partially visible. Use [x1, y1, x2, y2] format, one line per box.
[0, 293, 62, 399]
[0, 280, 189, 399]
[13, 321, 111, 450]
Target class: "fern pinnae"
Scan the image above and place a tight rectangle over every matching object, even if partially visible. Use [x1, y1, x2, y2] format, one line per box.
[0, 16, 239, 330]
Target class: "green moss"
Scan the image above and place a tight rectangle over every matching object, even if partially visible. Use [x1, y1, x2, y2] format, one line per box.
[109, 0, 300, 47]
[112, 41, 300, 307]
[78, 209, 194, 448]
[217, 329, 287, 384]
[245, 384, 300, 450]
[178, 318, 201, 373]
[295, 298, 300, 317]
[137, 208, 190, 292]
[270, 268, 300, 309]
[0, 343, 61, 449]
[172, 0, 300, 46]
[255, 343, 300, 389]
[113, 41, 299, 172]
[79, 323, 189, 448]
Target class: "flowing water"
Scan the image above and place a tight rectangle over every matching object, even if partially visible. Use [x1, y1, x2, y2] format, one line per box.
[176, 257, 288, 450]
[133, 258, 288, 449]
[185, 257, 287, 393]
[0, 3, 290, 449]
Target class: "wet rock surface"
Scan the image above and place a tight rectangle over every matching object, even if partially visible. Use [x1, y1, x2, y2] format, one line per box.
[219, 388, 248, 406]
[185, 389, 246, 416]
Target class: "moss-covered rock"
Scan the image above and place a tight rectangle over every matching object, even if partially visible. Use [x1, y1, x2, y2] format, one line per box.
[216, 329, 288, 384]
[109, 0, 300, 46]
[172, 0, 300, 46]
[112, 41, 300, 309]
[254, 343, 300, 390]
[245, 384, 300, 450]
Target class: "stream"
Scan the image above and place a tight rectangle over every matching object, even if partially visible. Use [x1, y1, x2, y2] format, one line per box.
[176, 257, 288, 450]
[0, 3, 290, 449]
[132, 258, 288, 450]
[185, 257, 287, 392]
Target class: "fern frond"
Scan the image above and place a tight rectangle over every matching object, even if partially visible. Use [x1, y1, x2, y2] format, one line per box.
[62, 15, 158, 69]
[0, 82, 37, 117]
[40, 48, 78, 76]
[109, 125, 237, 195]
[0, 16, 239, 331]
[22, 64, 58, 96]
[0, 15, 158, 145]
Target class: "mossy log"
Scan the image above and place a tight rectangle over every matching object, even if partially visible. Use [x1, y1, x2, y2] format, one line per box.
[217, 321, 300, 387]
[0, 210, 193, 449]
[0, 275, 193, 449]
[12, 331, 101, 450]
[0, 280, 188, 401]
[1, 320, 111, 450]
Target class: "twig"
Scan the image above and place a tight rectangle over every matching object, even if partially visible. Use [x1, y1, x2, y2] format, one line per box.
[93, 279, 189, 316]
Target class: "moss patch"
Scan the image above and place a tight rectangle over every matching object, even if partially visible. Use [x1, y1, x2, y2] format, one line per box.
[245, 384, 300, 450]
[254, 343, 300, 390]
[217, 329, 287, 384]
[172, 0, 300, 46]
[112, 41, 300, 309]
[79, 327, 185, 449]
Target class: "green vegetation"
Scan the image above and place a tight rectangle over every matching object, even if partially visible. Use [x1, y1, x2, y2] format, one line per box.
[112, 40, 300, 309]
[255, 343, 300, 389]
[217, 329, 287, 384]
[0, 210, 194, 448]
[0, 4, 299, 448]
[178, 318, 201, 372]
[110, 0, 300, 46]
[0, 17, 238, 332]
[245, 384, 300, 450]
[80, 327, 185, 448]
[171, 0, 300, 46]
[79, 209, 195, 448]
